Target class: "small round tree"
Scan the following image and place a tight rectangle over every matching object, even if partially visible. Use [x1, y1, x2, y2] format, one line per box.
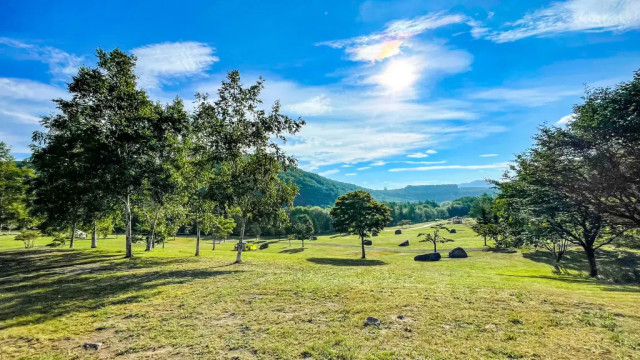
[330, 190, 391, 259]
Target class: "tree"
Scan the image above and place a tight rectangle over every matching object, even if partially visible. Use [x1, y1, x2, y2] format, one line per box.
[15, 230, 39, 249]
[534, 70, 640, 229]
[495, 148, 626, 277]
[292, 214, 314, 248]
[220, 152, 298, 263]
[209, 216, 235, 250]
[32, 49, 185, 258]
[418, 224, 453, 253]
[189, 71, 303, 263]
[330, 190, 392, 259]
[0, 142, 34, 234]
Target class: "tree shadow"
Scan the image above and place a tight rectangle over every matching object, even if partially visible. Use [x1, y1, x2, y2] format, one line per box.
[306, 257, 386, 266]
[280, 248, 305, 254]
[483, 247, 517, 254]
[522, 249, 640, 284]
[0, 249, 240, 330]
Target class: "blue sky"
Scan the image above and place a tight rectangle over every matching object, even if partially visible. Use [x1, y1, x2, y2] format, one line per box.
[1, 0, 639, 189]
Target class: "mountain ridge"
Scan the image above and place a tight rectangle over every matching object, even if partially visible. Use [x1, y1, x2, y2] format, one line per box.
[281, 168, 495, 207]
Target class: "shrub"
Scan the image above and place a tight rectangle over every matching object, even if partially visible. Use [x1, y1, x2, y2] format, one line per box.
[15, 230, 39, 248]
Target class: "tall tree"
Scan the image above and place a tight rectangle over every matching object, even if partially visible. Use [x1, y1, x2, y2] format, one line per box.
[0, 142, 34, 233]
[292, 213, 314, 248]
[33, 49, 187, 257]
[330, 190, 392, 259]
[535, 70, 640, 228]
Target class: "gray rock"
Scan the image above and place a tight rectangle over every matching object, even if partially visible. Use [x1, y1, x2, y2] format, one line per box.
[448, 247, 467, 258]
[397, 314, 405, 320]
[82, 342, 102, 350]
[414, 252, 441, 262]
[312, 236, 317, 240]
[372, 232, 378, 237]
[259, 243, 269, 250]
[398, 240, 409, 247]
[364, 316, 380, 326]
[395, 229, 402, 235]
[363, 239, 372, 246]
[449, 229, 457, 234]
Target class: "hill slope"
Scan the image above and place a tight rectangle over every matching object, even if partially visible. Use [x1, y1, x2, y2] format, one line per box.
[281, 169, 495, 207]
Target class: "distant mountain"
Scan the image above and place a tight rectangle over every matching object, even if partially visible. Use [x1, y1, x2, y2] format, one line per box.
[281, 169, 495, 207]
[458, 180, 493, 188]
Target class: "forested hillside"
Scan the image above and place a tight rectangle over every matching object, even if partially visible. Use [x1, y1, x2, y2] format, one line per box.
[281, 168, 495, 207]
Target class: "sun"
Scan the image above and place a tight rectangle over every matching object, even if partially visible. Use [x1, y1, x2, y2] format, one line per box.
[373, 58, 420, 95]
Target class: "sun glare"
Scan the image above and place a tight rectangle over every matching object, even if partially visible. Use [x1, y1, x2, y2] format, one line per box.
[374, 58, 420, 94]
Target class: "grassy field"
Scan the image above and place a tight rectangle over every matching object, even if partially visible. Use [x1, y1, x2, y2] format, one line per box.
[1, 223, 639, 359]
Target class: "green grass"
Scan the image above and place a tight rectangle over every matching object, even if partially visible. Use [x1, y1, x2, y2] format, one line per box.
[0, 223, 639, 359]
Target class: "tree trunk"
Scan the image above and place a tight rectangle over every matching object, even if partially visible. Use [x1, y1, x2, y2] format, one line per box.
[433, 241, 437, 253]
[70, 221, 77, 249]
[235, 218, 246, 263]
[195, 224, 201, 256]
[212, 237, 216, 250]
[91, 221, 97, 248]
[302, 238, 305, 248]
[484, 235, 487, 247]
[584, 247, 598, 277]
[361, 235, 366, 259]
[125, 195, 133, 258]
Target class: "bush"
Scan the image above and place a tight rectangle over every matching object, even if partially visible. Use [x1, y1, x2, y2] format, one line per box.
[47, 233, 67, 247]
[15, 230, 39, 248]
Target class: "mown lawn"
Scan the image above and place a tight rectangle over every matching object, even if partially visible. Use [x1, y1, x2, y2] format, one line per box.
[0, 224, 639, 359]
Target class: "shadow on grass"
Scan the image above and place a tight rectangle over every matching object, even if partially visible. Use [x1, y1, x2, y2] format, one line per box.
[502, 274, 640, 293]
[280, 248, 305, 254]
[307, 257, 386, 266]
[522, 249, 640, 284]
[0, 249, 240, 330]
[483, 247, 517, 254]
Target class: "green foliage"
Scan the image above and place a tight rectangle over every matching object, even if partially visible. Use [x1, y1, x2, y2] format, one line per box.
[292, 214, 314, 246]
[14, 230, 39, 248]
[0, 142, 34, 233]
[330, 190, 392, 259]
[417, 224, 453, 253]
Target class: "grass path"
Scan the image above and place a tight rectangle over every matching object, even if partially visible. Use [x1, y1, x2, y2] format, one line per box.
[1, 224, 639, 359]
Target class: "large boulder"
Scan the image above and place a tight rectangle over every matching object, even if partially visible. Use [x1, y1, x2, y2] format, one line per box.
[448, 247, 467, 258]
[259, 243, 269, 250]
[395, 229, 402, 235]
[399, 240, 409, 247]
[449, 229, 457, 234]
[372, 232, 379, 237]
[414, 252, 441, 262]
[363, 239, 373, 246]
[312, 236, 318, 240]
[363, 316, 380, 326]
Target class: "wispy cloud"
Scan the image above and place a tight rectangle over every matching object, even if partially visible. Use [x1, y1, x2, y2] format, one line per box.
[285, 94, 332, 116]
[480, 154, 498, 157]
[0, 37, 84, 80]
[479, 0, 640, 43]
[345, 173, 357, 176]
[389, 162, 511, 172]
[357, 166, 371, 171]
[132, 41, 219, 89]
[471, 86, 581, 107]
[317, 12, 467, 62]
[319, 169, 339, 176]
[371, 161, 387, 166]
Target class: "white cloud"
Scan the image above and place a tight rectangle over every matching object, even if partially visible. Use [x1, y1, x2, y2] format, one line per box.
[319, 169, 339, 176]
[345, 173, 357, 176]
[480, 154, 498, 157]
[357, 166, 371, 171]
[471, 87, 581, 107]
[132, 41, 219, 89]
[0, 131, 31, 154]
[318, 12, 467, 62]
[0, 78, 65, 129]
[0, 109, 40, 124]
[389, 162, 511, 172]
[402, 160, 446, 164]
[425, 149, 437, 154]
[481, 0, 640, 43]
[285, 94, 332, 116]
[0, 37, 84, 80]
[557, 113, 577, 125]
[407, 152, 429, 158]
[0, 77, 66, 102]
[341, 164, 352, 168]
[371, 161, 387, 166]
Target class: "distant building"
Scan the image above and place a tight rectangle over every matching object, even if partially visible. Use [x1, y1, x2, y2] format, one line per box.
[75, 230, 87, 239]
[451, 216, 462, 224]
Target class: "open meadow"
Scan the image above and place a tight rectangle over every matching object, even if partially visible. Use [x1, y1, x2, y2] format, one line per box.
[1, 223, 639, 360]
